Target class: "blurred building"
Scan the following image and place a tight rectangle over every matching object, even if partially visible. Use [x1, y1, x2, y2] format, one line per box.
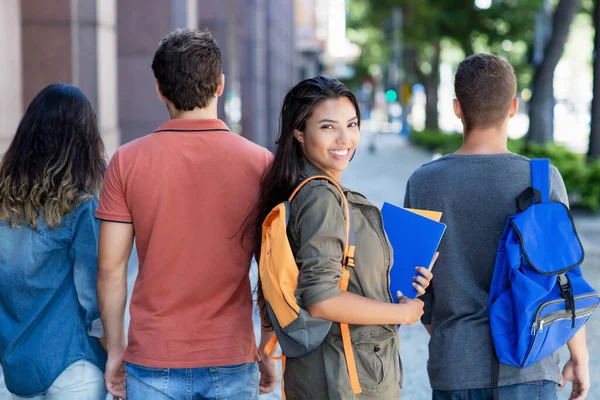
[296, 0, 325, 80]
[295, 0, 358, 81]
[0, 0, 295, 156]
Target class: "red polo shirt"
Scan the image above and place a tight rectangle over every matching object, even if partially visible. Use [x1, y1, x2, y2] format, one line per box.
[96, 119, 271, 367]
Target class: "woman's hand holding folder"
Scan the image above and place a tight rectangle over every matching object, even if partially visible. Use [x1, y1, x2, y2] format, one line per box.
[394, 252, 438, 325]
[411, 252, 438, 296]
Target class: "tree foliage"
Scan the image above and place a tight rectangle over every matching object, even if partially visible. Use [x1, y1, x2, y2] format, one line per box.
[348, 0, 545, 90]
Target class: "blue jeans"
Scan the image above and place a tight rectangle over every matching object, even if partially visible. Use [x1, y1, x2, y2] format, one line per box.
[432, 380, 558, 400]
[126, 362, 259, 400]
[11, 360, 105, 400]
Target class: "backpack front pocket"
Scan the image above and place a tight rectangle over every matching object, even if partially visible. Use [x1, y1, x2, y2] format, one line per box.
[522, 293, 600, 367]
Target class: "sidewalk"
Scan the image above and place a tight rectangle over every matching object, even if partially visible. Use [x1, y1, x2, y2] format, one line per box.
[1, 134, 598, 399]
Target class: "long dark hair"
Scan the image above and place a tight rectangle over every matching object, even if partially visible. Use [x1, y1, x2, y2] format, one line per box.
[252, 75, 360, 326]
[0, 83, 106, 228]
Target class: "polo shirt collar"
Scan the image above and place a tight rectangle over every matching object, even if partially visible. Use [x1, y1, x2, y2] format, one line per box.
[155, 118, 230, 133]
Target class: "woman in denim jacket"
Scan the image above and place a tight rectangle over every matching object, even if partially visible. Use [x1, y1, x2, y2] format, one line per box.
[0, 83, 107, 399]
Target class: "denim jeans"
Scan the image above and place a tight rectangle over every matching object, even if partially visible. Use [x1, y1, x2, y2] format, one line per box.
[11, 360, 105, 400]
[126, 362, 259, 400]
[432, 380, 558, 400]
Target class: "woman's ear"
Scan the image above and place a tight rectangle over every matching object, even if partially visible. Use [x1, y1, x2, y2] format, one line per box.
[294, 129, 304, 144]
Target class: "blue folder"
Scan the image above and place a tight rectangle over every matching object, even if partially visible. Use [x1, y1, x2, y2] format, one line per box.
[381, 202, 446, 302]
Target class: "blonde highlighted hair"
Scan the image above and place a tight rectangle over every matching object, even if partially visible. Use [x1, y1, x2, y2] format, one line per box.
[0, 83, 106, 229]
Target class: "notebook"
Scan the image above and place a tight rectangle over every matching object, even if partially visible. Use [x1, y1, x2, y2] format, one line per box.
[381, 202, 446, 302]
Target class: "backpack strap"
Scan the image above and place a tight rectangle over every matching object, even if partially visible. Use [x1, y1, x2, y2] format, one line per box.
[264, 335, 287, 399]
[531, 158, 551, 203]
[289, 176, 356, 269]
[289, 175, 362, 395]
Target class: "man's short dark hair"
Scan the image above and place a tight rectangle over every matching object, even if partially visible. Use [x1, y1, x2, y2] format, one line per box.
[454, 54, 517, 132]
[152, 29, 222, 111]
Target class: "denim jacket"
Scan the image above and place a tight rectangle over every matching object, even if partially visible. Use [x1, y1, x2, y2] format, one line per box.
[0, 197, 106, 397]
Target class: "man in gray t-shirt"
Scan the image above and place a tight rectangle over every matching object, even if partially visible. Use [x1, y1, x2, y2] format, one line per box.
[405, 54, 590, 400]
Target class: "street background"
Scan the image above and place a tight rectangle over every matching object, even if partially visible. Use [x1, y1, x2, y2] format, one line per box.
[1, 0, 600, 398]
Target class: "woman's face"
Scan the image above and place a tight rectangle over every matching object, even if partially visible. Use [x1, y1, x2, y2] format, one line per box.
[294, 97, 360, 181]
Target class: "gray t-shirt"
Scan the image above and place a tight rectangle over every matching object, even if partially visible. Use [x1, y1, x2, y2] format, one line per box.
[404, 152, 568, 391]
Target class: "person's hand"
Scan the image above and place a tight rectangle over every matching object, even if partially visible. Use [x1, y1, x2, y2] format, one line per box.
[413, 252, 438, 296]
[258, 356, 279, 394]
[560, 357, 590, 400]
[396, 293, 424, 325]
[105, 350, 126, 399]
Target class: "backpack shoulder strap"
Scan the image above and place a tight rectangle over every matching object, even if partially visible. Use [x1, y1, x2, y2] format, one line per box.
[289, 175, 355, 264]
[531, 158, 551, 203]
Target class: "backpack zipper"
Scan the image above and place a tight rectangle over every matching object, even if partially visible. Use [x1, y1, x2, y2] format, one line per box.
[529, 292, 600, 335]
[522, 293, 599, 367]
[531, 304, 598, 335]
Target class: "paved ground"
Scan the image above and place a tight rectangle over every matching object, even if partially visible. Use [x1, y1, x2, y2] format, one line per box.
[2, 133, 599, 399]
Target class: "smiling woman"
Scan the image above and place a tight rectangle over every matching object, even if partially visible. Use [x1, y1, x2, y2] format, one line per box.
[251, 76, 433, 399]
[251, 75, 362, 225]
[293, 97, 360, 181]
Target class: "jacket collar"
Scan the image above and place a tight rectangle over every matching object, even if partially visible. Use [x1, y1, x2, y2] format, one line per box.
[299, 159, 371, 205]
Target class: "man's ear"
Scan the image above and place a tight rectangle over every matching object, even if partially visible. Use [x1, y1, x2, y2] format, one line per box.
[155, 81, 167, 102]
[453, 98, 463, 120]
[294, 129, 304, 144]
[508, 97, 519, 119]
[216, 74, 225, 97]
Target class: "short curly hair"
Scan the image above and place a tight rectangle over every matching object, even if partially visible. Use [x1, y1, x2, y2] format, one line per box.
[454, 54, 517, 132]
[152, 29, 222, 111]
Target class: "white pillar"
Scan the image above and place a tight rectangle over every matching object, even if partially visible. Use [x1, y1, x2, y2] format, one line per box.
[0, 0, 22, 156]
[96, 0, 119, 156]
[187, 0, 198, 28]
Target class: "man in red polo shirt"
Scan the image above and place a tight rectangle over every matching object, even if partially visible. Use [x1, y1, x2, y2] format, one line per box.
[96, 29, 277, 399]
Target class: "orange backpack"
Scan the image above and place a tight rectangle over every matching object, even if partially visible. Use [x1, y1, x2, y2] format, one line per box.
[260, 175, 362, 398]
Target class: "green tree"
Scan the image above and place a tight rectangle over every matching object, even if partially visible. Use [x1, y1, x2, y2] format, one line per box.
[528, 0, 583, 144]
[348, 0, 544, 130]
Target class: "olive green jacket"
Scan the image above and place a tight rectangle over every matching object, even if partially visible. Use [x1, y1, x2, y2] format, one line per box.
[284, 161, 402, 400]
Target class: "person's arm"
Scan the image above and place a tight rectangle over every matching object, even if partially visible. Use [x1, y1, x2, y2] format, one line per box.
[97, 221, 134, 399]
[97, 221, 133, 353]
[256, 280, 279, 394]
[257, 328, 279, 394]
[70, 198, 105, 344]
[307, 290, 424, 325]
[95, 151, 133, 399]
[551, 168, 589, 399]
[560, 327, 590, 400]
[420, 283, 435, 334]
[294, 183, 427, 326]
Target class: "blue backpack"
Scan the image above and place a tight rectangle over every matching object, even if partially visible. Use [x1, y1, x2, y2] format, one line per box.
[489, 158, 599, 368]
